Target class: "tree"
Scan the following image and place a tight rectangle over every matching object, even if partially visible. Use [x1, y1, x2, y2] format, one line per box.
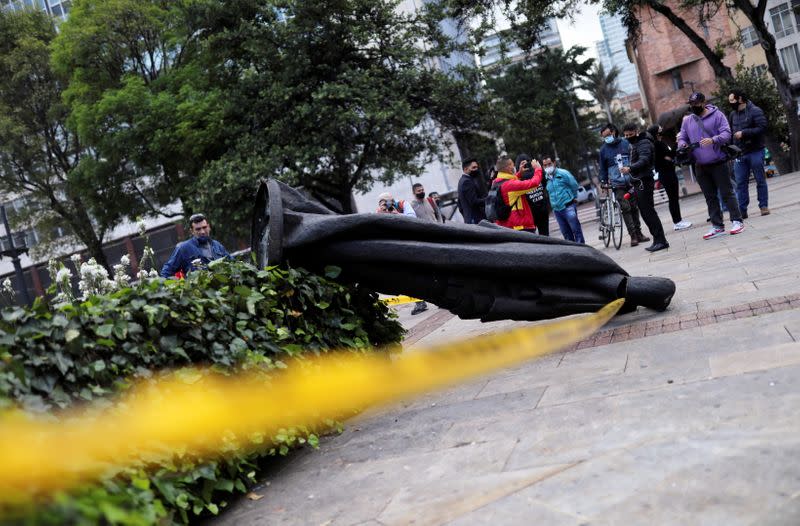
[193, 0, 484, 229]
[581, 63, 622, 124]
[484, 47, 600, 180]
[0, 9, 140, 269]
[51, 0, 229, 219]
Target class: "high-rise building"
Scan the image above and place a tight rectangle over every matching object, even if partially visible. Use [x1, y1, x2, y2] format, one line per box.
[1, 0, 69, 19]
[479, 19, 563, 71]
[595, 14, 639, 96]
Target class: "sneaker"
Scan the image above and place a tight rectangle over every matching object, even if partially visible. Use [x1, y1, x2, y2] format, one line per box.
[703, 226, 725, 240]
[730, 221, 745, 235]
[673, 220, 692, 231]
[760, 207, 770, 216]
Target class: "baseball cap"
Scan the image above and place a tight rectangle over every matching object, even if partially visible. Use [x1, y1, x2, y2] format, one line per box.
[687, 92, 705, 104]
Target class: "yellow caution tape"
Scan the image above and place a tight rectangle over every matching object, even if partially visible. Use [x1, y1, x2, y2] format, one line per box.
[0, 299, 623, 500]
[381, 295, 421, 306]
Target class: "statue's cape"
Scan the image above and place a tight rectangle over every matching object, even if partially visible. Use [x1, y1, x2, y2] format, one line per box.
[252, 179, 675, 321]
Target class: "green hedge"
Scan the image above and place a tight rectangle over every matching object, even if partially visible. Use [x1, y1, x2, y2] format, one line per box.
[0, 261, 404, 524]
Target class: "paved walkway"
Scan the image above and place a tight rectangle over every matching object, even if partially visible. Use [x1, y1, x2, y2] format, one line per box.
[220, 173, 800, 525]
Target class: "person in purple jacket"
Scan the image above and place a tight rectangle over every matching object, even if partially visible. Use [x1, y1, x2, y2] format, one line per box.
[677, 92, 744, 240]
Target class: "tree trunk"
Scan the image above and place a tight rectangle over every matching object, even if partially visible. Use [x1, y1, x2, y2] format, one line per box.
[732, 0, 800, 171]
[644, 0, 734, 81]
[751, 25, 800, 170]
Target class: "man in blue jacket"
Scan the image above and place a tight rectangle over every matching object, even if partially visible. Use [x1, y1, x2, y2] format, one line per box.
[599, 123, 649, 247]
[728, 89, 769, 217]
[543, 156, 584, 243]
[160, 213, 231, 278]
[678, 92, 743, 239]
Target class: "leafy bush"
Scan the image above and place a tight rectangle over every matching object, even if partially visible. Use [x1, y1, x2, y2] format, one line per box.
[0, 261, 404, 524]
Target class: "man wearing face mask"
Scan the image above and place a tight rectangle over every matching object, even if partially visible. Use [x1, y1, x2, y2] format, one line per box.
[160, 213, 231, 278]
[410, 183, 443, 223]
[516, 153, 550, 236]
[598, 123, 649, 247]
[457, 158, 488, 224]
[728, 89, 769, 218]
[542, 156, 584, 243]
[621, 122, 669, 252]
[677, 92, 744, 239]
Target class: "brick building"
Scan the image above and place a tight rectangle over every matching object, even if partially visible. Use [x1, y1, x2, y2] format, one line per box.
[628, 0, 739, 127]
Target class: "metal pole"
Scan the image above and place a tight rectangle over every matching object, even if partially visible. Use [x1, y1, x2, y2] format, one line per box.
[1, 205, 32, 305]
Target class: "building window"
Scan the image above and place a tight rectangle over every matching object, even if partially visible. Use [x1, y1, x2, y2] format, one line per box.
[779, 44, 800, 74]
[741, 26, 760, 48]
[753, 64, 768, 77]
[671, 69, 684, 91]
[771, 3, 796, 39]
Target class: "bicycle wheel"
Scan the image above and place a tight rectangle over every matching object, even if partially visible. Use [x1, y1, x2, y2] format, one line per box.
[612, 200, 623, 250]
[600, 201, 611, 247]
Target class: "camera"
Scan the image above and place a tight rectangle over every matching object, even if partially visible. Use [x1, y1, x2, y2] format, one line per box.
[674, 142, 699, 166]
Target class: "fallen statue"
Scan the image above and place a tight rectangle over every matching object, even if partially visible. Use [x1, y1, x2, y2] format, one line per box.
[251, 179, 676, 321]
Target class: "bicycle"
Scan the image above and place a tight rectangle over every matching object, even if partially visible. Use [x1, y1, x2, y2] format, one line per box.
[598, 184, 623, 250]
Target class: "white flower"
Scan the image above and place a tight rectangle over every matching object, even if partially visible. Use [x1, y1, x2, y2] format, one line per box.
[137, 269, 149, 280]
[56, 266, 72, 286]
[149, 269, 159, 278]
[47, 259, 59, 282]
[78, 258, 114, 299]
[2, 278, 14, 297]
[137, 219, 147, 237]
[119, 254, 130, 267]
[142, 246, 154, 260]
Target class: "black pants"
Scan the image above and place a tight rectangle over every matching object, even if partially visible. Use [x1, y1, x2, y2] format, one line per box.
[696, 161, 742, 227]
[636, 177, 666, 245]
[614, 187, 642, 239]
[532, 206, 549, 236]
[660, 172, 682, 224]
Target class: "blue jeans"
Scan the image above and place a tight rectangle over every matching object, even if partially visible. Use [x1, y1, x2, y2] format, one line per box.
[733, 150, 768, 212]
[554, 203, 585, 243]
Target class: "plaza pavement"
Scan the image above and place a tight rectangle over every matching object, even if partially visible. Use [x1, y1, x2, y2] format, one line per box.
[219, 172, 800, 525]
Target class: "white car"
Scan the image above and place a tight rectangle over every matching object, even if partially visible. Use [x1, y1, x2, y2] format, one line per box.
[576, 185, 596, 204]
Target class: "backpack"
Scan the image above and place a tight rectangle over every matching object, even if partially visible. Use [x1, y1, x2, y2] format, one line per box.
[485, 180, 513, 222]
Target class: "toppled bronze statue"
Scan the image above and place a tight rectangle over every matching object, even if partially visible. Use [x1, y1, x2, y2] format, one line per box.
[251, 179, 675, 321]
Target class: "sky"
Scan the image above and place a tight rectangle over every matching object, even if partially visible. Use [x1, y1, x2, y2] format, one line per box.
[556, 2, 605, 61]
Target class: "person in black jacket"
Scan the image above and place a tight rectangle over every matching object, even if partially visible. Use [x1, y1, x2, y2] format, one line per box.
[515, 153, 550, 236]
[622, 122, 668, 252]
[648, 125, 692, 231]
[457, 158, 488, 224]
[728, 89, 770, 217]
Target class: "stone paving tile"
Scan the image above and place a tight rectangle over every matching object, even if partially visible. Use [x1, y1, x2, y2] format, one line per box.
[218, 175, 800, 525]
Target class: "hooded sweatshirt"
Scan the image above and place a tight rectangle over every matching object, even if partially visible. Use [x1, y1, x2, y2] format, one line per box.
[677, 104, 731, 165]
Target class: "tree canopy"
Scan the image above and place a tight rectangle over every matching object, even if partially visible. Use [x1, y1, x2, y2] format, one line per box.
[0, 9, 142, 268]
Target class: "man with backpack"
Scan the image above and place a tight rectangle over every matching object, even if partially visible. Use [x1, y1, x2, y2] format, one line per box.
[487, 155, 543, 231]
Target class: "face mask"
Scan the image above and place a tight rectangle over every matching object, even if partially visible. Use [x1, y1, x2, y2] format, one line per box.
[544, 166, 555, 175]
[197, 235, 210, 244]
[415, 192, 425, 199]
[625, 134, 638, 143]
[690, 105, 704, 116]
[604, 136, 615, 144]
